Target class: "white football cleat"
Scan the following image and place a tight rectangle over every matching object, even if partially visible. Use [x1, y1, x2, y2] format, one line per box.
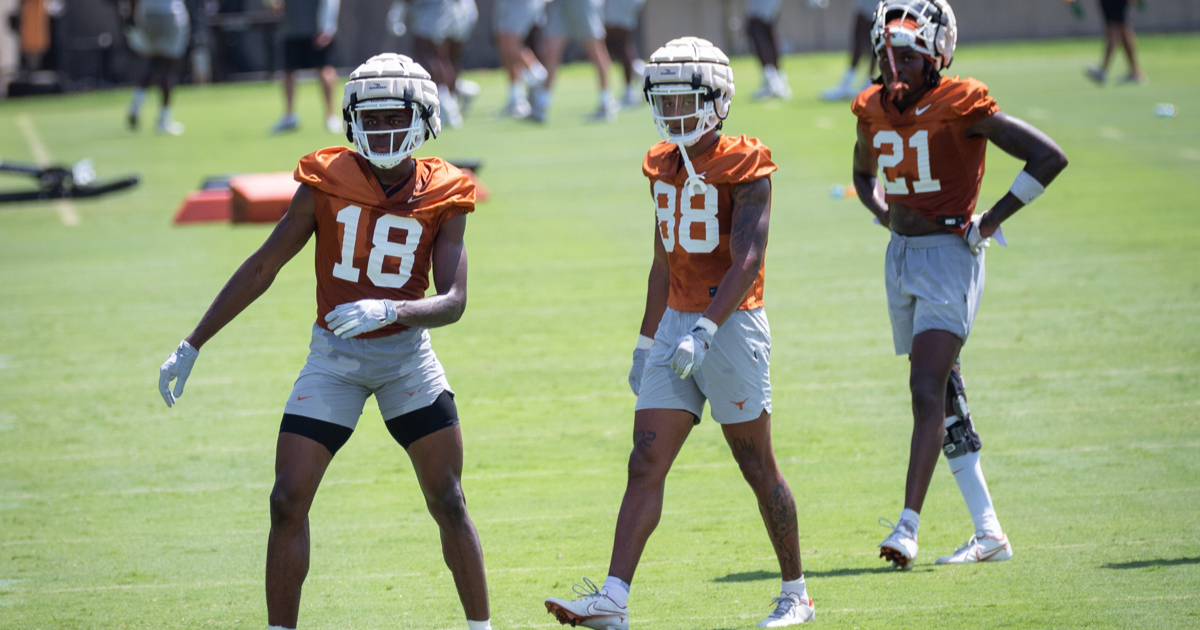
[935, 532, 1013, 564]
[878, 518, 919, 568]
[757, 594, 815, 627]
[545, 578, 628, 630]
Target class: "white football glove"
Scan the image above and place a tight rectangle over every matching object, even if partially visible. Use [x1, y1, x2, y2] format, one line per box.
[325, 299, 398, 338]
[159, 340, 199, 408]
[670, 318, 717, 379]
[963, 215, 991, 256]
[628, 340, 651, 395]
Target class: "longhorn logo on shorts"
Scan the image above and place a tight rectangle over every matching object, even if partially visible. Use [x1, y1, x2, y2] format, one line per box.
[731, 397, 749, 410]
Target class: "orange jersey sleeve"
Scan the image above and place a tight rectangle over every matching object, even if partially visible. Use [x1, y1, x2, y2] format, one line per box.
[643, 135, 776, 312]
[296, 147, 475, 338]
[852, 77, 999, 235]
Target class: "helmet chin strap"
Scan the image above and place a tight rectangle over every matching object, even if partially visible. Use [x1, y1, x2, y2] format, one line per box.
[676, 139, 708, 197]
[882, 26, 909, 101]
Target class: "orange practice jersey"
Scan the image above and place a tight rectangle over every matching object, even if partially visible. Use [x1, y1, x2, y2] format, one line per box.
[295, 147, 475, 339]
[642, 135, 777, 313]
[852, 76, 999, 235]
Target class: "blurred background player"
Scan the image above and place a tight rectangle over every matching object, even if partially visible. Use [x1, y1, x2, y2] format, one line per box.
[408, 0, 480, 129]
[267, 0, 342, 134]
[821, 0, 879, 100]
[1085, 0, 1147, 85]
[158, 53, 493, 630]
[126, 0, 190, 135]
[492, 0, 548, 118]
[544, 37, 815, 629]
[850, 0, 1067, 569]
[746, 0, 792, 100]
[603, 0, 646, 109]
[532, 0, 616, 123]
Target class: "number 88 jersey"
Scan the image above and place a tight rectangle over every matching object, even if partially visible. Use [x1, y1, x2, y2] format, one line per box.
[642, 135, 777, 313]
[852, 76, 999, 235]
[295, 146, 475, 339]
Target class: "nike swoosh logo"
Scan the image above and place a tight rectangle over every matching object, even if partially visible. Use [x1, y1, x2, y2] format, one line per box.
[915, 104, 931, 115]
[978, 546, 1007, 561]
[297, 396, 312, 401]
[407, 194, 425, 204]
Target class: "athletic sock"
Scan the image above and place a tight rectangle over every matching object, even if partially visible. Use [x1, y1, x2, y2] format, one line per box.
[840, 68, 856, 89]
[509, 82, 524, 103]
[267, 626, 294, 630]
[763, 64, 779, 83]
[466, 619, 491, 630]
[899, 508, 920, 533]
[603, 575, 630, 608]
[130, 88, 146, 113]
[158, 106, 172, 125]
[944, 416, 1002, 537]
[599, 88, 613, 106]
[780, 575, 807, 601]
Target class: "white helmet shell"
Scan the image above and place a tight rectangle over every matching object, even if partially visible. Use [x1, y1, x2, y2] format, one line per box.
[871, 0, 957, 71]
[643, 37, 735, 147]
[342, 53, 441, 169]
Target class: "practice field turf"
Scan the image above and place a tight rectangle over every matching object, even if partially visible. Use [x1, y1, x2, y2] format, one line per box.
[1, 35, 1198, 629]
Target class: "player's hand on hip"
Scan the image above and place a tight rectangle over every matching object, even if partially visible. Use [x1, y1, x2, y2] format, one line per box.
[963, 215, 991, 255]
[670, 318, 717, 379]
[325, 299, 398, 338]
[628, 336, 653, 395]
[159, 340, 199, 408]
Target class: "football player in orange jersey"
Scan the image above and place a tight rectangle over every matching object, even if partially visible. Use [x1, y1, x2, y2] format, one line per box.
[851, 0, 1067, 569]
[158, 54, 493, 630]
[544, 38, 814, 629]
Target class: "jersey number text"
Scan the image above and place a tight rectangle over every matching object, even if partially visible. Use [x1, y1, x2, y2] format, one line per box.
[654, 180, 719, 254]
[873, 129, 942, 195]
[331, 205, 422, 288]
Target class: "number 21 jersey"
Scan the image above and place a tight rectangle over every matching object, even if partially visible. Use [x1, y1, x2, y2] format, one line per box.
[853, 76, 999, 235]
[294, 146, 475, 339]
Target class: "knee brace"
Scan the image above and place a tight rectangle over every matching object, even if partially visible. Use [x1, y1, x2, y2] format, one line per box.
[942, 369, 982, 459]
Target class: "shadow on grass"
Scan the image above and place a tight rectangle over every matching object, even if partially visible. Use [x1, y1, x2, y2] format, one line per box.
[1102, 556, 1200, 570]
[713, 565, 900, 583]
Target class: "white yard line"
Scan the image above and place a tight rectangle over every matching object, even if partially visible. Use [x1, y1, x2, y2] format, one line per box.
[15, 114, 80, 227]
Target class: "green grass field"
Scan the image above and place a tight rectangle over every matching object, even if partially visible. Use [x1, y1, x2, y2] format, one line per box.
[1, 34, 1198, 629]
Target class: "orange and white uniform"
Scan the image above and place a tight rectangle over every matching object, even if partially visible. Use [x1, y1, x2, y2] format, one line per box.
[853, 77, 999, 355]
[642, 134, 777, 312]
[295, 146, 475, 338]
[283, 147, 474, 434]
[635, 135, 777, 425]
[853, 76, 998, 234]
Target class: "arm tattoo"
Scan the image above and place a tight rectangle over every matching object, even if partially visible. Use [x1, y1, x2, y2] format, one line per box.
[730, 178, 771, 259]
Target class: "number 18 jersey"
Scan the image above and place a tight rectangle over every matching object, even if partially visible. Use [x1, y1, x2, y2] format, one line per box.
[642, 135, 777, 313]
[295, 147, 475, 339]
[852, 76, 999, 235]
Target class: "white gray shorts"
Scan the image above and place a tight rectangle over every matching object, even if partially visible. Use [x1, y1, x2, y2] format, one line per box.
[885, 231, 986, 356]
[544, 0, 605, 41]
[604, 0, 645, 29]
[493, 0, 546, 37]
[284, 324, 453, 429]
[134, 5, 190, 59]
[856, 0, 881, 15]
[410, 0, 479, 43]
[636, 308, 772, 425]
[746, 0, 783, 21]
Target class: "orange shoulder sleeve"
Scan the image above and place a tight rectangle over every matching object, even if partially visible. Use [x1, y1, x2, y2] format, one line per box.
[948, 77, 999, 124]
[423, 158, 476, 215]
[710, 136, 776, 184]
[294, 146, 359, 193]
[642, 142, 678, 180]
[851, 85, 883, 118]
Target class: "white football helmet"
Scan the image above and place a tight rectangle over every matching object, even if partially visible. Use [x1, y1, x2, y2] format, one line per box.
[642, 37, 735, 148]
[870, 0, 957, 72]
[342, 53, 441, 169]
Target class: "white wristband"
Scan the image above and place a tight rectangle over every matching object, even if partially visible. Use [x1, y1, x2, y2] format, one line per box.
[635, 334, 654, 350]
[693, 317, 718, 336]
[1009, 170, 1045, 206]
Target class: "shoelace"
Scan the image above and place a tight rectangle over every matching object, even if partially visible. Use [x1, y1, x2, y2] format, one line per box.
[571, 577, 605, 600]
[878, 517, 917, 539]
[954, 535, 980, 553]
[766, 595, 799, 619]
